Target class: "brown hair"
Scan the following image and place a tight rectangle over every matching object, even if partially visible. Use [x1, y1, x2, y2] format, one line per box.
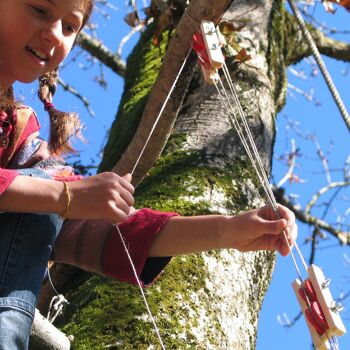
[82, 0, 94, 28]
[38, 0, 94, 155]
[38, 69, 84, 154]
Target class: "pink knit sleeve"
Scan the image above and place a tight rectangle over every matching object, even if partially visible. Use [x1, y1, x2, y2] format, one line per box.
[102, 208, 179, 287]
[0, 168, 18, 196]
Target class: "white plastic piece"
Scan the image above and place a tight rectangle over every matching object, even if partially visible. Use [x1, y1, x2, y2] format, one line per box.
[200, 20, 225, 69]
[308, 264, 346, 336]
[292, 279, 331, 350]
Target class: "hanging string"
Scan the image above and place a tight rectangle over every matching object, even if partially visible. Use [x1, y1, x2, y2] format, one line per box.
[114, 224, 166, 350]
[112, 47, 193, 350]
[215, 79, 304, 277]
[46, 266, 69, 323]
[120, 13, 345, 346]
[214, 62, 310, 277]
[287, 0, 350, 133]
[213, 61, 342, 349]
[131, 48, 192, 176]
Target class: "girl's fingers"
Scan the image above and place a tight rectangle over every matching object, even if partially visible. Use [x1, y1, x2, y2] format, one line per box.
[111, 194, 133, 219]
[113, 206, 130, 223]
[261, 218, 287, 235]
[256, 222, 298, 256]
[119, 187, 135, 207]
[276, 224, 298, 256]
[276, 203, 295, 227]
[285, 223, 298, 248]
[247, 234, 281, 253]
[121, 173, 134, 193]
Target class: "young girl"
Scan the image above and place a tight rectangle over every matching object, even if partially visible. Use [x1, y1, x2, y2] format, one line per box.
[0, 0, 297, 349]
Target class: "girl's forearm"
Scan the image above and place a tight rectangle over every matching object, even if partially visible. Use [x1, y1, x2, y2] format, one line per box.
[0, 176, 65, 214]
[148, 215, 232, 257]
[0, 172, 135, 222]
[149, 205, 296, 257]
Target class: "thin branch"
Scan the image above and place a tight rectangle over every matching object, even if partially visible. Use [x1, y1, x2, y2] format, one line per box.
[274, 187, 350, 245]
[277, 138, 298, 187]
[316, 31, 350, 62]
[279, 310, 303, 328]
[58, 78, 95, 117]
[302, 11, 350, 36]
[117, 24, 144, 57]
[77, 31, 126, 77]
[311, 135, 332, 184]
[287, 83, 321, 105]
[305, 181, 350, 215]
[285, 12, 350, 65]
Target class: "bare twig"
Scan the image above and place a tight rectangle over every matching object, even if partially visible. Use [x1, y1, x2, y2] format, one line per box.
[117, 24, 145, 57]
[277, 138, 298, 187]
[274, 187, 350, 245]
[287, 83, 319, 104]
[58, 78, 95, 116]
[305, 181, 350, 215]
[311, 135, 332, 184]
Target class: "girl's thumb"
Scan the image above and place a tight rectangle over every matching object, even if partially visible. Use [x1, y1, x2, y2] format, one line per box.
[123, 173, 132, 182]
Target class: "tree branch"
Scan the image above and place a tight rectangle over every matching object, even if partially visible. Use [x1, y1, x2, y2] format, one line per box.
[285, 12, 350, 66]
[77, 31, 126, 77]
[113, 0, 233, 185]
[273, 187, 350, 245]
[316, 31, 350, 62]
[29, 309, 72, 350]
[305, 181, 350, 215]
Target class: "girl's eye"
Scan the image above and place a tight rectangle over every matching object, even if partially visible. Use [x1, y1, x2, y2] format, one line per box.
[30, 5, 48, 17]
[64, 22, 78, 34]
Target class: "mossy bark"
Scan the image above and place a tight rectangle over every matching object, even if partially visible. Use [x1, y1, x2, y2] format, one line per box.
[57, 1, 290, 349]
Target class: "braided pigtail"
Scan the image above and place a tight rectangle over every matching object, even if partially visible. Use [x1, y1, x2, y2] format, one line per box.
[0, 86, 15, 110]
[38, 68, 83, 155]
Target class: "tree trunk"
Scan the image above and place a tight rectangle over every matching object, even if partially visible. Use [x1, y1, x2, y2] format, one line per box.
[53, 1, 289, 349]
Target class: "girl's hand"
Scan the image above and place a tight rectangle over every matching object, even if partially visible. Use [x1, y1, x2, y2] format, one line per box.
[223, 204, 297, 256]
[64, 172, 134, 223]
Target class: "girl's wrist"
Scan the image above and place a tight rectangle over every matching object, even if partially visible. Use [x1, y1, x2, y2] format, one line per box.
[217, 214, 236, 249]
[53, 180, 69, 216]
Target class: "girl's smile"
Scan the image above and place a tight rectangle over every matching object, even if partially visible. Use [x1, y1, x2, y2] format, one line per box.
[0, 0, 84, 89]
[26, 47, 50, 63]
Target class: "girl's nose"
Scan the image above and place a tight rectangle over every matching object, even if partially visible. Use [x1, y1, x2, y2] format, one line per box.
[42, 20, 63, 47]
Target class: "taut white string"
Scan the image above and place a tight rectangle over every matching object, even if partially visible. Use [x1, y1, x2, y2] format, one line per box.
[114, 48, 193, 349]
[214, 63, 309, 278]
[114, 224, 166, 350]
[194, 29, 341, 349]
[131, 48, 192, 176]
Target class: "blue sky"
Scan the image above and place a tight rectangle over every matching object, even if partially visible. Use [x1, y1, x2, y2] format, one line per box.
[15, 1, 349, 349]
[258, 4, 350, 349]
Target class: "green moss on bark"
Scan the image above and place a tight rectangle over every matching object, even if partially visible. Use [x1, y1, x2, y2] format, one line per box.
[136, 132, 258, 216]
[267, 0, 288, 111]
[60, 255, 209, 349]
[98, 24, 168, 173]
[59, 130, 265, 349]
[58, 6, 282, 347]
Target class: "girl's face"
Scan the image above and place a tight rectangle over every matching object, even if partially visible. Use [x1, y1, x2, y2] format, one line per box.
[0, 0, 86, 89]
